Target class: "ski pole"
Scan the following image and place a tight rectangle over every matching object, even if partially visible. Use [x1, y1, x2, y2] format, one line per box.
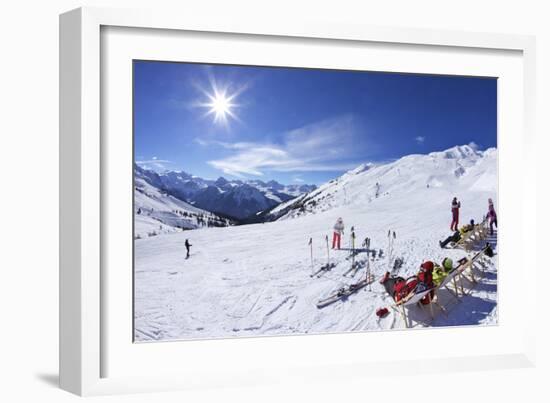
[309, 237, 313, 274]
[325, 235, 330, 266]
[367, 253, 372, 291]
[387, 230, 391, 270]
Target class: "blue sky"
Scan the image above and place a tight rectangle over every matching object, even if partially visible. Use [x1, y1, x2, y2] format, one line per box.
[134, 60, 496, 185]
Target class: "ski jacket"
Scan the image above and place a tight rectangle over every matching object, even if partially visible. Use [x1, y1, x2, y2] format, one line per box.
[487, 204, 497, 220]
[451, 200, 460, 219]
[451, 200, 461, 212]
[333, 221, 345, 234]
[459, 224, 474, 235]
[432, 264, 448, 286]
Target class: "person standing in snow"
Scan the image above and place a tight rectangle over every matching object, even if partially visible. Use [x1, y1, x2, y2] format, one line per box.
[450, 197, 461, 231]
[487, 198, 498, 236]
[185, 239, 192, 259]
[332, 217, 345, 250]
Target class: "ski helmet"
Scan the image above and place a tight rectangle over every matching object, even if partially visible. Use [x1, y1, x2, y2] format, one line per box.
[442, 257, 453, 271]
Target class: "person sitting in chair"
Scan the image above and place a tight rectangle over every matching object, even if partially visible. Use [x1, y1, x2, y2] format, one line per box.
[439, 219, 475, 248]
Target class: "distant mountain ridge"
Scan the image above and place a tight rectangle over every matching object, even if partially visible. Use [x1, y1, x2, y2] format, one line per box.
[134, 164, 317, 219]
[261, 144, 496, 221]
[134, 176, 233, 239]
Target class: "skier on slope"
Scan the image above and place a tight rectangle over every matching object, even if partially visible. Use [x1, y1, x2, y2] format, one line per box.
[450, 197, 461, 231]
[487, 198, 498, 236]
[185, 239, 192, 259]
[332, 217, 345, 250]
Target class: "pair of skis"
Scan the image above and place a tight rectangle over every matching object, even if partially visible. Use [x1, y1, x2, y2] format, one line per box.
[343, 260, 362, 278]
[344, 234, 375, 277]
[346, 228, 358, 276]
[309, 235, 335, 278]
[316, 273, 376, 308]
[310, 262, 336, 278]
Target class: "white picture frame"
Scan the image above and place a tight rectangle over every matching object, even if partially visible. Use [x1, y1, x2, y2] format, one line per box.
[59, 6, 537, 396]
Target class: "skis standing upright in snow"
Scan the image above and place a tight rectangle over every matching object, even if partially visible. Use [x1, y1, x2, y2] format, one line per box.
[387, 230, 396, 271]
[366, 246, 372, 291]
[308, 237, 313, 275]
[363, 237, 371, 251]
[310, 235, 336, 278]
[348, 230, 358, 276]
[325, 234, 330, 267]
[349, 226, 355, 253]
[350, 229, 356, 262]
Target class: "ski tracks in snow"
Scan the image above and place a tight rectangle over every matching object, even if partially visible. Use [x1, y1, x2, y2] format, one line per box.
[134, 187, 498, 341]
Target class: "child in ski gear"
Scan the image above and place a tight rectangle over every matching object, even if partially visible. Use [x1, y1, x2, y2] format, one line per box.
[332, 217, 345, 249]
[450, 197, 461, 231]
[487, 198, 498, 236]
[185, 239, 192, 258]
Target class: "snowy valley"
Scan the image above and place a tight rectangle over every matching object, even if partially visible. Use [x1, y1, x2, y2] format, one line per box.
[135, 163, 316, 221]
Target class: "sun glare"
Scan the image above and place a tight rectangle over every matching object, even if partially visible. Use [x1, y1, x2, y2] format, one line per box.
[196, 79, 244, 128]
[210, 93, 232, 118]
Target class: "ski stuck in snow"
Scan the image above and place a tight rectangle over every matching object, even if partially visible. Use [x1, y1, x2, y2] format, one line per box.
[309, 234, 337, 277]
[316, 274, 376, 309]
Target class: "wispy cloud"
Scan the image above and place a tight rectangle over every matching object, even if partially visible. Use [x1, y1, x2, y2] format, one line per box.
[415, 136, 425, 144]
[136, 158, 173, 172]
[199, 115, 365, 178]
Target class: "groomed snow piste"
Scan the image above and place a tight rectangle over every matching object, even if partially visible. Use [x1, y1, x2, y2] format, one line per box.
[134, 145, 498, 342]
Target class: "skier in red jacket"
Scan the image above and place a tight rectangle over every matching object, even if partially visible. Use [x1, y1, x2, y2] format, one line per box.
[332, 217, 345, 249]
[450, 197, 461, 231]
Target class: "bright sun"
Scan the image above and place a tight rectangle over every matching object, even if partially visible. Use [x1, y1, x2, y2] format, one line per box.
[196, 79, 243, 128]
[210, 93, 232, 118]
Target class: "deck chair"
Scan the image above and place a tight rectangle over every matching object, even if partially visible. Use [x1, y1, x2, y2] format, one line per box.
[436, 266, 463, 300]
[432, 257, 473, 311]
[465, 246, 492, 282]
[453, 229, 476, 251]
[472, 218, 489, 242]
[392, 287, 446, 328]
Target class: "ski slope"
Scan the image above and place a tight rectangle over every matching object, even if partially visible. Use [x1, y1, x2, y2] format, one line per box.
[134, 145, 498, 342]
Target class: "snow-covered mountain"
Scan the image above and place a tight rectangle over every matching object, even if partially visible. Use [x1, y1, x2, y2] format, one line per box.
[135, 164, 316, 219]
[264, 144, 496, 221]
[134, 144, 498, 341]
[134, 175, 233, 239]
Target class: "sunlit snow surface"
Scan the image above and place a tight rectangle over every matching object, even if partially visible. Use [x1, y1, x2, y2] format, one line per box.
[134, 145, 498, 342]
